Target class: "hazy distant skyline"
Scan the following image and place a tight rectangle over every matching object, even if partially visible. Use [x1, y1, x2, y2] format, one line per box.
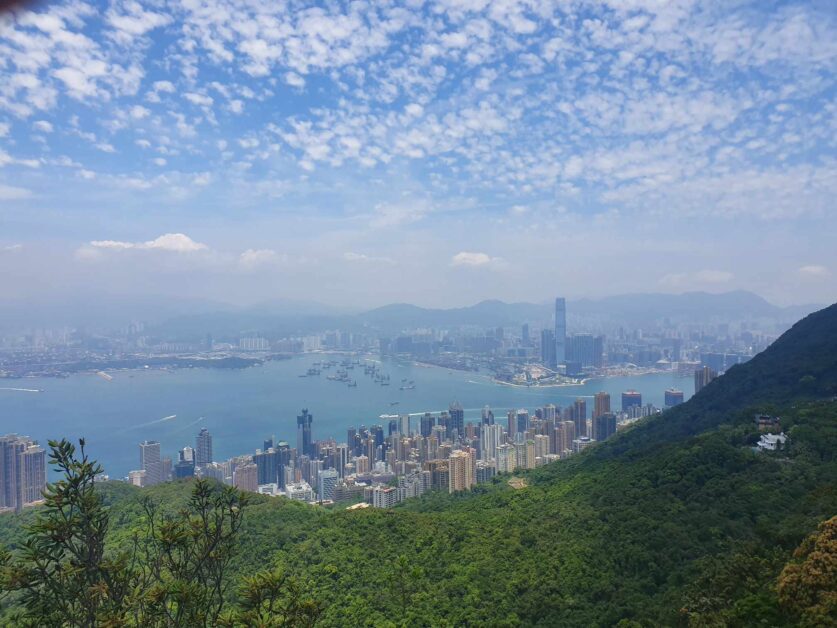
[1, 0, 835, 308]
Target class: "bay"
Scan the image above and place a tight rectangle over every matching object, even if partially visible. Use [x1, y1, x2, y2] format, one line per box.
[0, 354, 693, 478]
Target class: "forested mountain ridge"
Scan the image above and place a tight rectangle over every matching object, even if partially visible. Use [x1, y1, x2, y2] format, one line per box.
[596, 300, 837, 459]
[1, 305, 836, 626]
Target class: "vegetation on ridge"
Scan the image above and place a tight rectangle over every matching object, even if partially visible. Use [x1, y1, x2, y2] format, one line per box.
[0, 439, 320, 627]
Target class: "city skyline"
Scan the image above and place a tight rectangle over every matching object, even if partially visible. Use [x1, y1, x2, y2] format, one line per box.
[129, 385, 661, 503]
[0, 1, 835, 307]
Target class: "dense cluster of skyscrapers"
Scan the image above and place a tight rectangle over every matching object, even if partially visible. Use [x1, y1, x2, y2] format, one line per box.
[126, 382, 690, 510]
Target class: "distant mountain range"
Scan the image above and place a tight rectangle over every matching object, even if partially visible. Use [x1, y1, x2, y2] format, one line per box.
[352, 290, 820, 334]
[0, 290, 822, 338]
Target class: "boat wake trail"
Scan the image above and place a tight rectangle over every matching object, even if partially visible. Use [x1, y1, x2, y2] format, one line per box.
[121, 414, 177, 432]
[0, 387, 41, 393]
[171, 416, 205, 434]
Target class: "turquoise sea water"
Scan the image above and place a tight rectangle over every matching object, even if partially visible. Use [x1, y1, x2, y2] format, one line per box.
[0, 354, 693, 478]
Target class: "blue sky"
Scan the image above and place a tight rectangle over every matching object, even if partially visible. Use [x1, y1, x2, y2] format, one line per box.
[0, 0, 835, 308]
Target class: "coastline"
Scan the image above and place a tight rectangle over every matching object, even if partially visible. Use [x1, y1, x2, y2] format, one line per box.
[492, 378, 590, 388]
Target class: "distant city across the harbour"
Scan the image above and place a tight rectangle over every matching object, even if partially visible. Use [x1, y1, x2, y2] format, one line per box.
[2, 290, 771, 513]
[0, 352, 694, 481]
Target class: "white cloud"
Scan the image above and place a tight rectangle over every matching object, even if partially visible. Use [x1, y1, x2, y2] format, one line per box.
[0, 184, 32, 200]
[153, 80, 175, 93]
[144, 233, 208, 252]
[107, 5, 171, 41]
[89, 239, 135, 250]
[89, 233, 208, 253]
[344, 251, 396, 264]
[285, 72, 306, 88]
[239, 248, 277, 269]
[450, 251, 505, 268]
[33, 120, 53, 132]
[192, 172, 212, 186]
[1, 243, 23, 252]
[185, 92, 214, 107]
[370, 200, 429, 228]
[798, 265, 830, 279]
[130, 105, 150, 120]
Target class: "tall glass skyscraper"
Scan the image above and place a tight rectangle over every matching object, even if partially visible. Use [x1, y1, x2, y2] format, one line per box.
[297, 408, 314, 457]
[195, 427, 212, 467]
[448, 401, 465, 438]
[554, 297, 566, 364]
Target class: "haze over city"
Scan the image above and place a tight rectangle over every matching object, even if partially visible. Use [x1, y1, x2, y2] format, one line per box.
[1, 0, 835, 308]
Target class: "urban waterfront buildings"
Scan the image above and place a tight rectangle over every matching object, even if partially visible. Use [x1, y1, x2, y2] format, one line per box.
[592, 413, 617, 441]
[621, 390, 643, 412]
[234, 462, 258, 492]
[0, 435, 46, 512]
[593, 392, 611, 419]
[124, 383, 681, 509]
[540, 329, 557, 369]
[694, 366, 718, 394]
[554, 297, 567, 364]
[195, 428, 212, 467]
[139, 440, 162, 486]
[665, 389, 685, 408]
[448, 449, 475, 492]
[297, 409, 314, 458]
[318, 468, 339, 501]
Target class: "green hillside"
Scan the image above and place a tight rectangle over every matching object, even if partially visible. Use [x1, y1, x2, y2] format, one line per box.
[2, 305, 836, 626]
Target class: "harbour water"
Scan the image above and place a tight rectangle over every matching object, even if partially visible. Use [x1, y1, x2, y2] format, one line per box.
[0, 354, 694, 478]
